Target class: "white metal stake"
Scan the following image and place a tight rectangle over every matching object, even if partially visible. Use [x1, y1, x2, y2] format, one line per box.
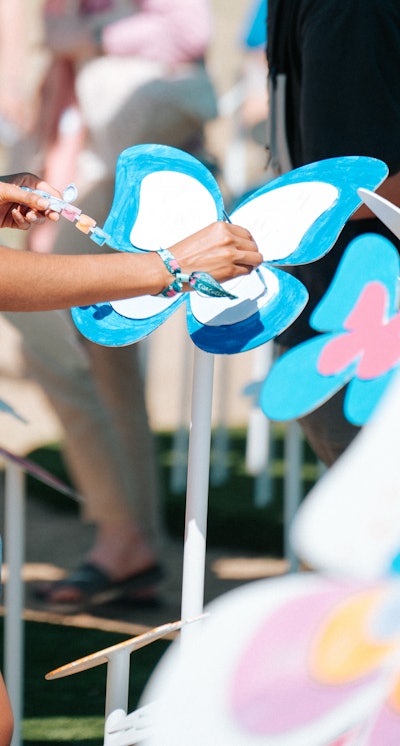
[180, 347, 214, 645]
[211, 355, 230, 487]
[170, 336, 192, 494]
[4, 462, 25, 746]
[104, 650, 131, 721]
[246, 343, 274, 507]
[284, 421, 303, 572]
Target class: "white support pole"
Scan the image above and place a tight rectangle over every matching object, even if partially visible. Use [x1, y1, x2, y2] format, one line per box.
[284, 421, 303, 572]
[245, 343, 274, 507]
[211, 355, 230, 487]
[170, 337, 192, 495]
[180, 348, 214, 646]
[104, 650, 131, 723]
[4, 462, 25, 746]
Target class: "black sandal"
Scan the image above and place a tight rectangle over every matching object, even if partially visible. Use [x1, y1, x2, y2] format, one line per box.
[33, 562, 164, 612]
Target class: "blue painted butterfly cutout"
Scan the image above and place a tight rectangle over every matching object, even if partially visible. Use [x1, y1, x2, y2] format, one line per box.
[71, 144, 388, 355]
[261, 233, 400, 425]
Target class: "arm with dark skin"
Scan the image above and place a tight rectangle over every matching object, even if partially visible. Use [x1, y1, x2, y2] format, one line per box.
[0, 174, 262, 311]
[0, 674, 13, 746]
[353, 171, 400, 220]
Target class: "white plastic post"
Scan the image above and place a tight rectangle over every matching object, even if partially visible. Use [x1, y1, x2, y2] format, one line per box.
[170, 337, 192, 494]
[284, 421, 303, 572]
[4, 461, 25, 746]
[245, 343, 274, 507]
[46, 619, 190, 745]
[180, 347, 214, 646]
[105, 649, 131, 721]
[211, 355, 230, 487]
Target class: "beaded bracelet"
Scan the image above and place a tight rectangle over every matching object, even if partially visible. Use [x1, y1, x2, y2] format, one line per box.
[156, 247, 236, 299]
[22, 184, 110, 246]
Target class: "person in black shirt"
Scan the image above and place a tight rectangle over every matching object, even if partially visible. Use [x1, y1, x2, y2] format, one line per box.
[267, 0, 400, 465]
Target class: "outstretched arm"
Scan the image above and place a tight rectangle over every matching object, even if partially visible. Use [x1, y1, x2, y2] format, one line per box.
[0, 221, 261, 311]
[0, 172, 261, 311]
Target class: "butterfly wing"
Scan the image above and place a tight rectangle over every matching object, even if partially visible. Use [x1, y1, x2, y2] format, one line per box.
[72, 144, 224, 346]
[185, 156, 388, 355]
[235, 156, 388, 267]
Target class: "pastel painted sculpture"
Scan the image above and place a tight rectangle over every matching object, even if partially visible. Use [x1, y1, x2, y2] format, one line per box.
[141, 573, 400, 745]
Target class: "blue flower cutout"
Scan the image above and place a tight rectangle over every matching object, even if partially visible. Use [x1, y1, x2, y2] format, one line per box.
[261, 233, 400, 425]
[71, 144, 388, 355]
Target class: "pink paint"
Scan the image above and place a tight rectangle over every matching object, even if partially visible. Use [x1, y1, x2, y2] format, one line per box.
[230, 586, 379, 737]
[318, 283, 400, 379]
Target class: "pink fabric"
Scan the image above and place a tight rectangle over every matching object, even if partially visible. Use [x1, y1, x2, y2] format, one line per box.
[99, 0, 213, 64]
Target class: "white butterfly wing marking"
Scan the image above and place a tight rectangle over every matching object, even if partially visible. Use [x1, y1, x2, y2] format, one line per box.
[231, 181, 339, 262]
[191, 182, 338, 326]
[111, 170, 219, 319]
[129, 170, 219, 251]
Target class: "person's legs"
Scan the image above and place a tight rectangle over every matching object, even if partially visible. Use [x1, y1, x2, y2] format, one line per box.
[6, 306, 162, 604]
[297, 388, 361, 467]
[80, 339, 162, 549]
[9, 56, 216, 603]
[5, 186, 162, 605]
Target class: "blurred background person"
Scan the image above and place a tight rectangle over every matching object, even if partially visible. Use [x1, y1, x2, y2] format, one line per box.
[26, 0, 219, 252]
[2, 0, 219, 611]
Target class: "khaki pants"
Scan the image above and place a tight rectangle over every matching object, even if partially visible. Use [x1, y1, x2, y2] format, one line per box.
[5, 185, 162, 550]
[75, 55, 217, 186]
[4, 54, 217, 546]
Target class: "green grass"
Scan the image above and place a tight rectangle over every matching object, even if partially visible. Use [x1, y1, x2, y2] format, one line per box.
[7, 427, 320, 743]
[0, 617, 169, 745]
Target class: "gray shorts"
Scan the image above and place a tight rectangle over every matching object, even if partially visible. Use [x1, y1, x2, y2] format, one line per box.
[298, 387, 361, 467]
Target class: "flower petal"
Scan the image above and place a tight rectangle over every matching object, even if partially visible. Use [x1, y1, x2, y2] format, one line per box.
[312, 235, 400, 334]
[260, 336, 354, 420]
[72, 144, 222, 345]
[230, 181, 338, 262]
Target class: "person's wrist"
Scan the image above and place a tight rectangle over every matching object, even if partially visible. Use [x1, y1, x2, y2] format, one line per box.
[153, 249, 183, 297]
[154, 247, 237, 300]
[149, 251, 174, 296]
